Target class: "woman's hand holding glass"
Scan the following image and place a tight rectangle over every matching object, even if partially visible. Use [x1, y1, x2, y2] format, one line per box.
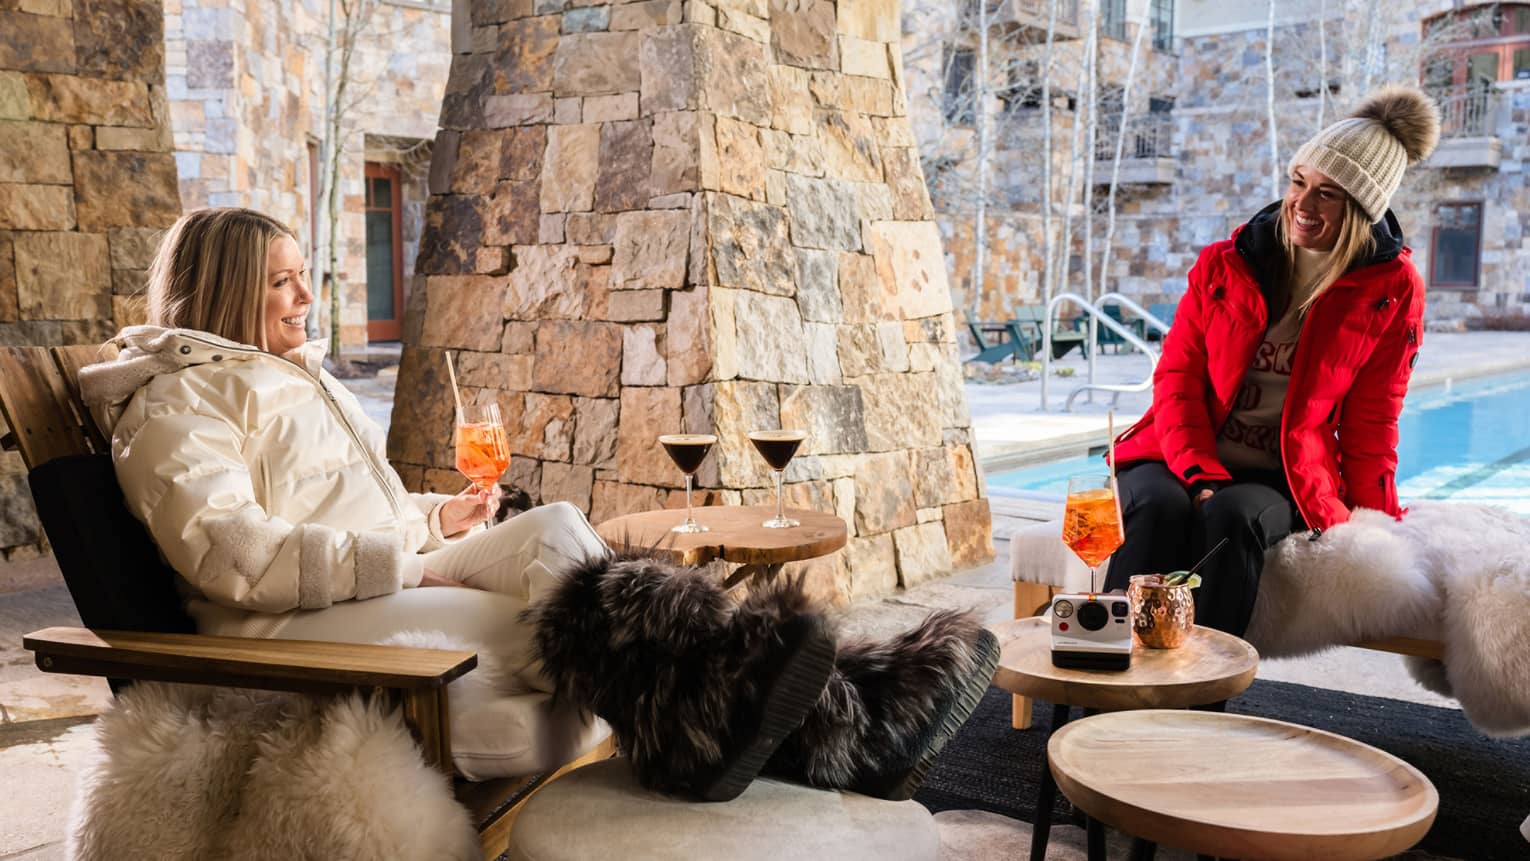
[439, 484, 503, 537]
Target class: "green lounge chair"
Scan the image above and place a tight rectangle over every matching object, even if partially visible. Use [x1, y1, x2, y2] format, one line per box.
[1145, 302, 1177, 343]
[1013, 305, 1089, 360]
[963, 312, 1033, 363]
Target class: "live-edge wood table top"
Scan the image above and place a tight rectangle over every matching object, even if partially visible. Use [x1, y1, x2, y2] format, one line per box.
[595, 505, 848, 568]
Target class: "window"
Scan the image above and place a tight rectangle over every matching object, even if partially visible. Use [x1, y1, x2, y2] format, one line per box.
[1430, 203, 1483, 288]
[363, 162, 404, 341]
[1102, 0, 1127, 40]
[1421, 3, 1530, 85]
[943, 47, 976, 126]
[1150, 0, 1174, 52]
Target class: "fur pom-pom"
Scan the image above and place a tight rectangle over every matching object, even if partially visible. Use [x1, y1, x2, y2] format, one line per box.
[1351, 84, 1441, 165]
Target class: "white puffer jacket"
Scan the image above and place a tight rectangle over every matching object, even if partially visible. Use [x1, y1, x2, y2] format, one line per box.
[80, 326, 457, 636]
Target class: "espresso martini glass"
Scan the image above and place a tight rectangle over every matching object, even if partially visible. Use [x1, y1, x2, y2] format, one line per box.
[659, 433, 717, 533]
[747, 429, 807, 528]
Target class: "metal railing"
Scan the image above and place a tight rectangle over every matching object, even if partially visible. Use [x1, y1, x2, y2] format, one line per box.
[1428, 85, 1498, 138]
[1094, 113, 1174, 161]
[1040, 293, 1162, 411]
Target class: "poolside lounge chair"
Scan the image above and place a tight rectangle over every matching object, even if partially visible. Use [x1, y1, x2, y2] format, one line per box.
[1013, 305, 1089, 360]
[964, 312, 1033, 363]
[1145, 302, 1177, 343]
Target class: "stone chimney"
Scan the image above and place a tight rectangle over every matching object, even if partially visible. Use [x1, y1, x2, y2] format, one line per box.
[390, 0, 993, 604]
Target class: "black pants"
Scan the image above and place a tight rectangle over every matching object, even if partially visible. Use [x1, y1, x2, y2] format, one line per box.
[1103, 461, 1306, 636]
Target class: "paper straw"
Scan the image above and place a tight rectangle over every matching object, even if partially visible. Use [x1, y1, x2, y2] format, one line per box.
[444, 351, 465, 421]
[1107, 410, 1116, 478]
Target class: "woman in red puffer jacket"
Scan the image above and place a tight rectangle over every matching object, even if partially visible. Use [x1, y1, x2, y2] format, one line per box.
[1105, 85, 1439, 636]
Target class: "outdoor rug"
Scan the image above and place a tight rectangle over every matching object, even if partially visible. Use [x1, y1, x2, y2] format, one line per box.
[912, 679, 1530, 861]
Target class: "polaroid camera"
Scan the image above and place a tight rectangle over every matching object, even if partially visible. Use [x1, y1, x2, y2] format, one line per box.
[1050, 592, 1133, 671]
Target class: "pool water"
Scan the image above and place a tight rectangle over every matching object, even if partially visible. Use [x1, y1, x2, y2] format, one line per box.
[984, 370, 1530, 515]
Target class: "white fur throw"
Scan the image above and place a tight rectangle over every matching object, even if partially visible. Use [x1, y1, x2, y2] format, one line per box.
[1247, 502, 1530, 737]
[67, 630, 517, 861]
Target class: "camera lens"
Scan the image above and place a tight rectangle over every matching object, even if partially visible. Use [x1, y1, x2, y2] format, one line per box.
[1112, 601, 1129, 618]
[1078, 600, 1109, 631]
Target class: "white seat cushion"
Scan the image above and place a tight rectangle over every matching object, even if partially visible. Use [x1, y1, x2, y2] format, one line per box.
[451, 692, 610, 781]
[506, 759, 940, 861]
[1009, 518, 1102, 592]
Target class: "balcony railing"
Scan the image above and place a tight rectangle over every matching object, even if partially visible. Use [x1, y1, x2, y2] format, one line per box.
[962, 0, 1081, 39]
[1094, 113, 1174, 162]
[1429, 86, 1498, 139]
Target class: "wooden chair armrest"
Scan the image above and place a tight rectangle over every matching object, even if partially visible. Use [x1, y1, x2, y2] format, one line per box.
[23, 626, 477, 696]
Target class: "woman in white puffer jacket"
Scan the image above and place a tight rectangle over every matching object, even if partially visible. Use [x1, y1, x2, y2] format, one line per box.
[80, 207, 611, 777]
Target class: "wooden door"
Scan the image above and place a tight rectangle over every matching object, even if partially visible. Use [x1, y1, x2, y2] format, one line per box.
[363, 162, 404, 342]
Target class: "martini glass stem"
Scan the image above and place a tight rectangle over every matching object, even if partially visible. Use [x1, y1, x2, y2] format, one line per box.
[684, 473, 696, 530]
[773, 469, 785, 523]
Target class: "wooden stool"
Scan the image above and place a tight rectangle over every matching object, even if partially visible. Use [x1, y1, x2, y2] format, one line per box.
[1049, 710, 1438, 860]
[504, 758, 938, 860]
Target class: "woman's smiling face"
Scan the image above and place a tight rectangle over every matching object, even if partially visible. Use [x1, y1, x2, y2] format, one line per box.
[1283, 165, 1348, 252]
[263, 235, 311, 354]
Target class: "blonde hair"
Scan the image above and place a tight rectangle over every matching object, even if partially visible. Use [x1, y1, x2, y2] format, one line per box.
[1276, 196, 1376, 320]
[146, 207, 298, 350]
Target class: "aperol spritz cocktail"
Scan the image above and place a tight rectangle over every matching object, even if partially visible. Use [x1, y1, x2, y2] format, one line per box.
[455, 403, 511, 493]
[1062, 474, 1125, 569]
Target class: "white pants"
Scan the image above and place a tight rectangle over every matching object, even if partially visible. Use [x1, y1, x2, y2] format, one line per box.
[268, 501, 607, 695]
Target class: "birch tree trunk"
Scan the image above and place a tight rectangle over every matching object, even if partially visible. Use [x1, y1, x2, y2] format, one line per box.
[310, 0, 338, 343]
[971, 0, 990, 320]
[1079, 11, 1100, 393]
[1098, 19, 1145, 308]
[1316, 0, 1328, 128]
[1040, 0, 1059, 313]
[1266, 0, 1281, 201]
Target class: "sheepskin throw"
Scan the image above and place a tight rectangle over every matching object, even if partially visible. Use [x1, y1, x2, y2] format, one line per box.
[1247, 501, 1530, 736]
[68, 683, 480, 861]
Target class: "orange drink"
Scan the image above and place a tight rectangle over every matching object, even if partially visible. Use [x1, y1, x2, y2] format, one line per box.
[455, 405, 510, 491]
[1062, 476, 1124, 569]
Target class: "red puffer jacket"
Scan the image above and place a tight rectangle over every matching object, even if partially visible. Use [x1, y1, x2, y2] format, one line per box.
[1111, 204, 1425, 533]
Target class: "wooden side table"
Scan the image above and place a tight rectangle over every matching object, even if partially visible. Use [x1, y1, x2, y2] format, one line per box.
[595, 505, 848, 588]
[988, 617, 1259, 861]
[1049, 710, 1438, 861]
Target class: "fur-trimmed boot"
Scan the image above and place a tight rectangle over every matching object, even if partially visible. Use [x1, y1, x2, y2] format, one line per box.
[764, 609, 1000, 801]
[523, 553, 836, 802]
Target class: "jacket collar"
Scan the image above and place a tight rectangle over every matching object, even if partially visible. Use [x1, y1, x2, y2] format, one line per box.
[79, 325, 329, 432]
[1232, 201, 1406, 298]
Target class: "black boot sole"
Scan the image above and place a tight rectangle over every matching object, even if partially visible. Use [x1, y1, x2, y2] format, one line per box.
[872, 627, 1001, 802]
[698, 614, 837, 803]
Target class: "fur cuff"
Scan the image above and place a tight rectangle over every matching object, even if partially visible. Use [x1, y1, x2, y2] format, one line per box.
[354, 532, 404, 600]
[297, 526, 334, 610]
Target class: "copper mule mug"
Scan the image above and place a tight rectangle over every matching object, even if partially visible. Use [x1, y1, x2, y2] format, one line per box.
[1127, 574, 1195, 649]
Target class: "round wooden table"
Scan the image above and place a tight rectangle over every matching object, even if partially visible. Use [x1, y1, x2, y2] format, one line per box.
[595, 505, 848, 588]
[992, 617, 1259, 712]
[1049, 710, 1439, 861]
[988, 617, 1259, 861]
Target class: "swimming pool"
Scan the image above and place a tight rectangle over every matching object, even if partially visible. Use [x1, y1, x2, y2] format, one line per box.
[984, 370, 1530, 515]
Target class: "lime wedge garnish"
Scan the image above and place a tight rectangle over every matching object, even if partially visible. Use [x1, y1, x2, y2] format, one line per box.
[1184, 574, 1202, 589]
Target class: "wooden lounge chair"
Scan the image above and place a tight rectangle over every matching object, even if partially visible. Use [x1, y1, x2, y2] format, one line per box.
[0, 344, 611, 858]
[1013, 305, 1089, 360]
[963, 312, 1034, 363]
[1145, 301, 1177, 343]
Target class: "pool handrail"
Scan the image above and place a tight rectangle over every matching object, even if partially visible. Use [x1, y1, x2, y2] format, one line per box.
[1041, 292, 1160, 411]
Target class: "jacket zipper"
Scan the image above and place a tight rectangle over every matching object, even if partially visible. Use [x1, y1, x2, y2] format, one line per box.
[170, 333, 405, 523]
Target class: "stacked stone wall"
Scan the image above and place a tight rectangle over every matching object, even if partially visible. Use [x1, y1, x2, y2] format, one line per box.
[0, 0, 182, 559]
[166, 0, 452, 349]
[390, 0, 994, 604]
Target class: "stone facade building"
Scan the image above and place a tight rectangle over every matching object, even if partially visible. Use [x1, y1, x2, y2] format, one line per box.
[166, 0, 453, 348]
[388, 0, 995, 605]
[911, 0, 1530, 328]
[1, 0, 183, 559]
